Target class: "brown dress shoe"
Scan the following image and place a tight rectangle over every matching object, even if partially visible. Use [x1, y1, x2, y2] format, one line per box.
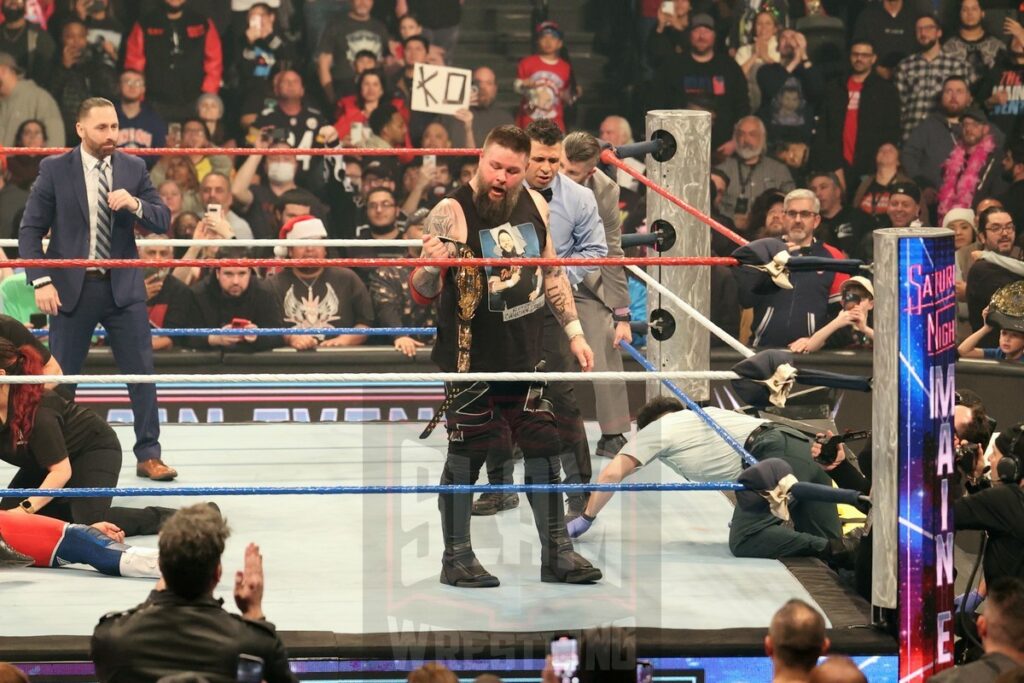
[136, 459, 178, 481]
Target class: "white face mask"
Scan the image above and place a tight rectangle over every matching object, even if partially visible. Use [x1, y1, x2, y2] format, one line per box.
[267, 162, 296, 184]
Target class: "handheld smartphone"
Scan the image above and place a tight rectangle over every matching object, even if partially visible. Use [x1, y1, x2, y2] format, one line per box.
[30, 313, 48, 329]
[249, 14, 263, 32]
[143, 266, 164, 281]
[206, 203, 223, 223]
[660, 0, 675, 13]
[423, 154, 437, 173]
[550, 636, 579, 678]
[236, 654, 264, 683]
[167, 122, 182, 141]
[231, 318, 253, 328]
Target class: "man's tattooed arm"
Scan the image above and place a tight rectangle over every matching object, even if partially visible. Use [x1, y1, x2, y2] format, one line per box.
[541, 263, 580, 328]
[411, 199, 461, 299]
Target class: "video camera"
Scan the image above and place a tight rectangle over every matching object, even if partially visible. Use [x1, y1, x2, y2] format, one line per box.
[814, 430, 871, 466]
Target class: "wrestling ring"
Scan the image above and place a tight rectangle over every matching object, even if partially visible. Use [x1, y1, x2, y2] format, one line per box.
[0, 110, 963, 682]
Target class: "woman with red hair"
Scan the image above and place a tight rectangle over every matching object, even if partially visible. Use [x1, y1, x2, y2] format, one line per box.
[0, 337, 172, 536]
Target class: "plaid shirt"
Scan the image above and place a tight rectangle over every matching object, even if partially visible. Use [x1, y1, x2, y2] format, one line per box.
[895, 52, 975, 140]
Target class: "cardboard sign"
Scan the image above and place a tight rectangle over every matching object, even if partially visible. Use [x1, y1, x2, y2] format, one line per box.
[411, 63, 472, 115]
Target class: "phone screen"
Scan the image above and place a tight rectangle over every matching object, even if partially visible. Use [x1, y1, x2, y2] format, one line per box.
[423, 154, 437, 172]
[206, 204, 223, 223]
[550, 637, 578, 676]
[660, 0, 675, 13]
[237, 655, 263, 683]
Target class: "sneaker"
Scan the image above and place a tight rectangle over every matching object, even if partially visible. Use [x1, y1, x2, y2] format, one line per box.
[471, 492, 520, 516]
[595, 434, 628, 459]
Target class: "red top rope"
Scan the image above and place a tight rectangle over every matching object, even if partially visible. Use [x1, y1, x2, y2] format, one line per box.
[0, 146, 480, 157]
[600, 149, 749, 248]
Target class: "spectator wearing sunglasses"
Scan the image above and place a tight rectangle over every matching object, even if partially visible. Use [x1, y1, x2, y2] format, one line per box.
[789, 277, 875, 353]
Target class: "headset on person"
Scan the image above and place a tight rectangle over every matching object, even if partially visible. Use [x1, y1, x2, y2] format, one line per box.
[995, 426, 1024, 484]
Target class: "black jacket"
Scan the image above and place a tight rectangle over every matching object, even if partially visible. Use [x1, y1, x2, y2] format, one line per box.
[815, 72, 901, 181]
[955, 484, 1024, 585]
[124, 7, 222, 104]
[91, 590, 296, 683]
[189, 276, 284, 351]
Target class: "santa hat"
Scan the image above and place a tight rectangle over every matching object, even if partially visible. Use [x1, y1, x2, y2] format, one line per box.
[275, 215, 327, 257]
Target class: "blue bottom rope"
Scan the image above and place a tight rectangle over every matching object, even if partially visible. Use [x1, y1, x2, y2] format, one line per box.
[619, 340, 758, 468]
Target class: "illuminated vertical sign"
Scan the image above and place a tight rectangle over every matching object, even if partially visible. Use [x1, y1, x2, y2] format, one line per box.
[898, 236, 956, 681]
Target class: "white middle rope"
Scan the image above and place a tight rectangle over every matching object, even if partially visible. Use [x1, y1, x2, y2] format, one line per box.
[0, 371, 742, 385]
[627, 264, 755, 359]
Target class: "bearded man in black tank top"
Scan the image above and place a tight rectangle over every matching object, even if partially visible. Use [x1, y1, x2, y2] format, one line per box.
[410, 125, 602, 588]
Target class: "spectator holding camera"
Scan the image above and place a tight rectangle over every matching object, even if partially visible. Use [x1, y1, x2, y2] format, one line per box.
[953, 422, 1024, 588]
[789, 276, 874, 353]
[170, 202, 235, 287]
[140, 235, 194, 351]
[52, 19, 117, 145]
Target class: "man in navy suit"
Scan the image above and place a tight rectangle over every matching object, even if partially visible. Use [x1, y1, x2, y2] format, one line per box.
[19, 97, 177, 481]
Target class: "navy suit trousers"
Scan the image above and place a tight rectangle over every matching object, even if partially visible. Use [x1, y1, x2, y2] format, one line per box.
[50, 277, 160, 462]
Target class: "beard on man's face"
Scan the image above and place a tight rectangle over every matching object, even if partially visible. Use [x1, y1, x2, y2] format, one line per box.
[473, 176, 522, 225]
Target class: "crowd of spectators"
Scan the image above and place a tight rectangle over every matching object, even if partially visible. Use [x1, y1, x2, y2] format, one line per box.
[0, 0, 1022, 359]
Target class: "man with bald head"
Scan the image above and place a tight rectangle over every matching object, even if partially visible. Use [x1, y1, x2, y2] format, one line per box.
[446, 66, 513, 147]
[765, 599, 829, 682]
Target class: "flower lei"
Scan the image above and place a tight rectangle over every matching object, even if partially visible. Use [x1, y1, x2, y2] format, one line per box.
[937, 134, 995, 219]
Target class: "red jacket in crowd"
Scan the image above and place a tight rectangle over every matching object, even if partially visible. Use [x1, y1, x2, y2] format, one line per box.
[124, 7, 222, 105]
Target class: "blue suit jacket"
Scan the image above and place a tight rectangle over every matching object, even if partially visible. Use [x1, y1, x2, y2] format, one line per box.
[19, 147, 170, 313]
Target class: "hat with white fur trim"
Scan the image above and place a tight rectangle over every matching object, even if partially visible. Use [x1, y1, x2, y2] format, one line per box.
[275, 215, 327, 257]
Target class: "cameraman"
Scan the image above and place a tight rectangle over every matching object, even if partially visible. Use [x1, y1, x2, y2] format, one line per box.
[51, 19, 117, 145]
[954, 423, 1024, 586]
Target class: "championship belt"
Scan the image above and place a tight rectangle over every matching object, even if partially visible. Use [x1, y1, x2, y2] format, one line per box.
[420, 242, 484, 439]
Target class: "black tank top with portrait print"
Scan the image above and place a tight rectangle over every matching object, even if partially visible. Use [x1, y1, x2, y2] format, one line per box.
[431, 183, 548, 372]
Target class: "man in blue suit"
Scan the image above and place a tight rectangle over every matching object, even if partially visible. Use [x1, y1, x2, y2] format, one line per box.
[19, 97, 177, 481]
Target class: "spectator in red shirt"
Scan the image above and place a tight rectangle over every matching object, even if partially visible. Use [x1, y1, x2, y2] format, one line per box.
[124, 0, 223, 123]
[333, 68, 408, 144]
[515, 21, 577, 131]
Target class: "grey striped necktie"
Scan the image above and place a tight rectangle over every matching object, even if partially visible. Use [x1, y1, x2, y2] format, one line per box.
[95, 159, 112, 271]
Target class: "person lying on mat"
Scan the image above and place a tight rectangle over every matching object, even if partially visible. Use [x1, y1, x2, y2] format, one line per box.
[568, 397, 859, 555]
[0, 509, 160, 577]
[0, 337, 177, 535]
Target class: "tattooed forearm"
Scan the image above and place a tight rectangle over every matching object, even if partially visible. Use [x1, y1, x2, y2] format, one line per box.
[542, 264, 579, 326]
[412, 266, 443, 297]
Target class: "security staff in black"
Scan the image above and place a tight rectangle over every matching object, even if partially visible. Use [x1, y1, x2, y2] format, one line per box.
[411, 124, 601, 588]
[954, 424, 1024, 585]
[91, 504, 296, 683]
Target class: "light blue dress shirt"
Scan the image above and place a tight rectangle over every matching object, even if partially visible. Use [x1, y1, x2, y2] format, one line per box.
[528, 173, 607, 285]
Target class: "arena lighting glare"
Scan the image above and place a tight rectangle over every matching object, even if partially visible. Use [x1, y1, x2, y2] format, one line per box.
[872, 228, 957, 681]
